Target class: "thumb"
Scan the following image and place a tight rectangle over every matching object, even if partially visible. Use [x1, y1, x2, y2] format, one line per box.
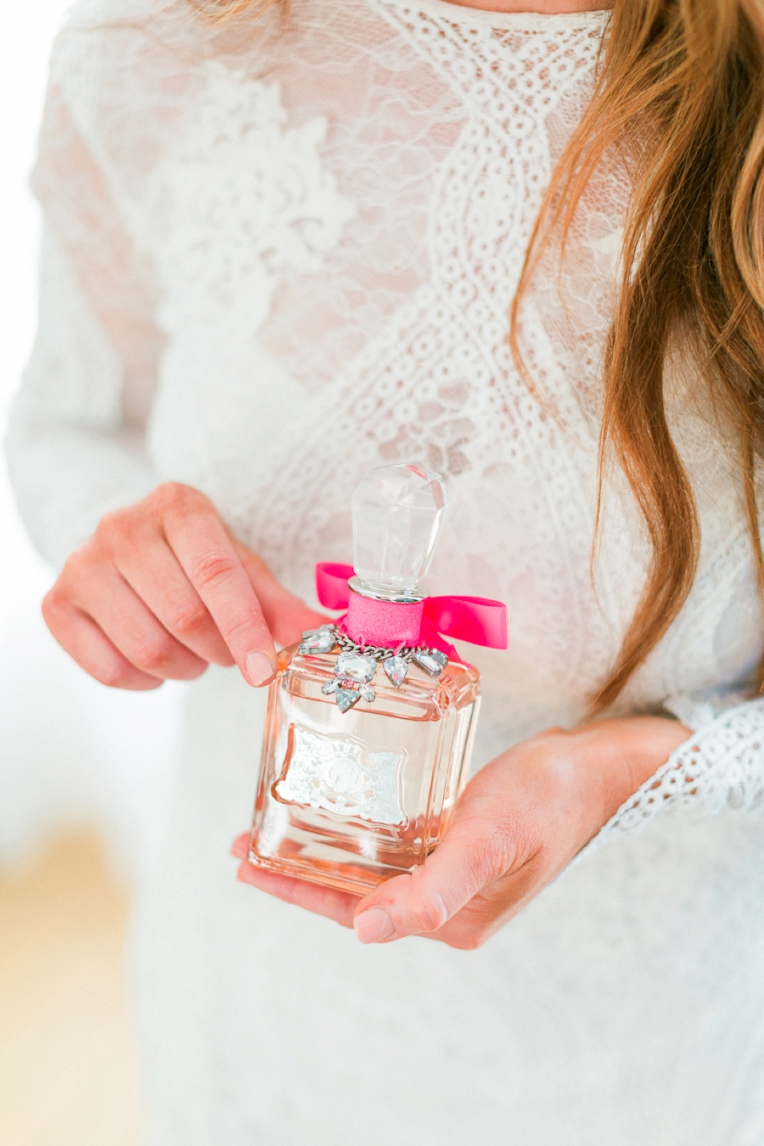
[231, 539, 328, 647]
[353, 810, 507, 944]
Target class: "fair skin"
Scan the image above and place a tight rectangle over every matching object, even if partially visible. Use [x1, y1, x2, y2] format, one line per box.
[45, 0, 665, 955]
[233, 715, 688, 947]
[44, 480, 689, 949]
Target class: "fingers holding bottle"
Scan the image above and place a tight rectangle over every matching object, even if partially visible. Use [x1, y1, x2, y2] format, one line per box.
[153, 484, 278, 685]
[42, 481, 319, 690]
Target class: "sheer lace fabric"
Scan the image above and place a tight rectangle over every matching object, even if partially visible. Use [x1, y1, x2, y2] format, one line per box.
[7, 1, 764, 1141]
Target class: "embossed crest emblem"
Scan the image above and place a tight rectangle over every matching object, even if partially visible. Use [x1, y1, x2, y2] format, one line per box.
[274, 725, 407, 825]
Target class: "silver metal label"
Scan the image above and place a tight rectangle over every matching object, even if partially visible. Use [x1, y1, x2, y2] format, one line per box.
[275, 725, 406, 825]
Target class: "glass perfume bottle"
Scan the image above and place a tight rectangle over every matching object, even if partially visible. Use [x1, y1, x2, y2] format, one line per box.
[249, 464, 507, 895]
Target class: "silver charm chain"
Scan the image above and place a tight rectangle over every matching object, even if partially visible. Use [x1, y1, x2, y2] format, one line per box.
[298, 624, 449, 712]
[334, 629, 424, 663]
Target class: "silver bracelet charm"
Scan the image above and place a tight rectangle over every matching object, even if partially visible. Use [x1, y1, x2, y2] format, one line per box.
[298, 624, 448, 712]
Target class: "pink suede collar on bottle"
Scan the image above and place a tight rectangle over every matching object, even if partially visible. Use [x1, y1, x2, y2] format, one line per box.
[315, 562, 507, 659]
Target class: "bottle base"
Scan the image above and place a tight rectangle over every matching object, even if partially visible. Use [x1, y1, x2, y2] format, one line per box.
[247, 844, 403, 896]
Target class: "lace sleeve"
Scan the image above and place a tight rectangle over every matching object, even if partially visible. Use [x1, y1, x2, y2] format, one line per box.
[5, 57, 161, 569]
[576, 694, 764, 863]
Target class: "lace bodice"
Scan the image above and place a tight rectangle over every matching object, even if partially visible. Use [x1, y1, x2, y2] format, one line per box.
[7, 0, 764, 844]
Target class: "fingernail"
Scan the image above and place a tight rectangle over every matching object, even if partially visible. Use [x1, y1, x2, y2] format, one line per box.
[354, 906, 395, 944]
[245, 651, 275, 687]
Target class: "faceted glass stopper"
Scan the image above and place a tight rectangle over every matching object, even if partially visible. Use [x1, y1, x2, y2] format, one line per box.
[352, 463, 448, 597]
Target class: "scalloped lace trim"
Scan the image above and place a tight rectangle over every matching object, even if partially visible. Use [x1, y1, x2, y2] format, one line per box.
[575, 699, 764, 867]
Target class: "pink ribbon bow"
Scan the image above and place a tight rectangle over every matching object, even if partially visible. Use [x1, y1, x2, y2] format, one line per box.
[315, 562, 507, 659]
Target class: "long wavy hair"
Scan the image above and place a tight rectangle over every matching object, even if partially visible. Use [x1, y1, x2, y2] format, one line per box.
[191, 0, 764, 710]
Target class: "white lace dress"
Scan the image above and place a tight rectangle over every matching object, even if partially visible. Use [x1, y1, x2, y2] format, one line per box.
[8, 0, 764, 1141]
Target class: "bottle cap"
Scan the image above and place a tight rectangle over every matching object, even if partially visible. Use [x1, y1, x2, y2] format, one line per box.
[351, 463, 448, 601]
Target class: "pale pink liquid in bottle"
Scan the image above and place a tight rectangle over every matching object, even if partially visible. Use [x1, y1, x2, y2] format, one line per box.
[248, 463, 484, 894]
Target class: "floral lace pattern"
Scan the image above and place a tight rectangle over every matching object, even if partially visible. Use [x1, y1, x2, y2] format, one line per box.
[8, 2, 764, 1140]
[8, 0, 764, 836]
[577, 699, 764, 869]
[152, 62, 357, 342]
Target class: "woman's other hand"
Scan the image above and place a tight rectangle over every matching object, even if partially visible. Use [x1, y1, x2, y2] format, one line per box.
[42, 482, 325, 690]
[233, 715, 690, 947]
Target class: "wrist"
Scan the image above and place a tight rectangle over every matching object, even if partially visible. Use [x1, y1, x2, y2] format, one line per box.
[585, 715, 691, 819]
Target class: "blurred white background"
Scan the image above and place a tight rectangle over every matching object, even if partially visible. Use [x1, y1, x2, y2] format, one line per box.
[0, 0, 181, 883]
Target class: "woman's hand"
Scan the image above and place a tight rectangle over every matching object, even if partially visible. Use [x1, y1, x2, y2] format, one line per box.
[233, 715, 690, 948]
[43, 482, 325, 691]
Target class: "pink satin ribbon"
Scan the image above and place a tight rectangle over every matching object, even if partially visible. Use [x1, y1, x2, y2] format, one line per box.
[314, 562, 507, 657]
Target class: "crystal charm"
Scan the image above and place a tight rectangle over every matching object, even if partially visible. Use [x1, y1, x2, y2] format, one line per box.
[413, 648, 448, 677]
[383, 655, 408, 688]
[335, 688, 362, 713]
[335, 652, 377, 684]
[317, 650, 380, 711]
[299, 626, 337, 655]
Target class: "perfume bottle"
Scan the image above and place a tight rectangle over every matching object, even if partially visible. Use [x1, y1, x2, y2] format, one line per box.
[249, 464, 507, 895]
